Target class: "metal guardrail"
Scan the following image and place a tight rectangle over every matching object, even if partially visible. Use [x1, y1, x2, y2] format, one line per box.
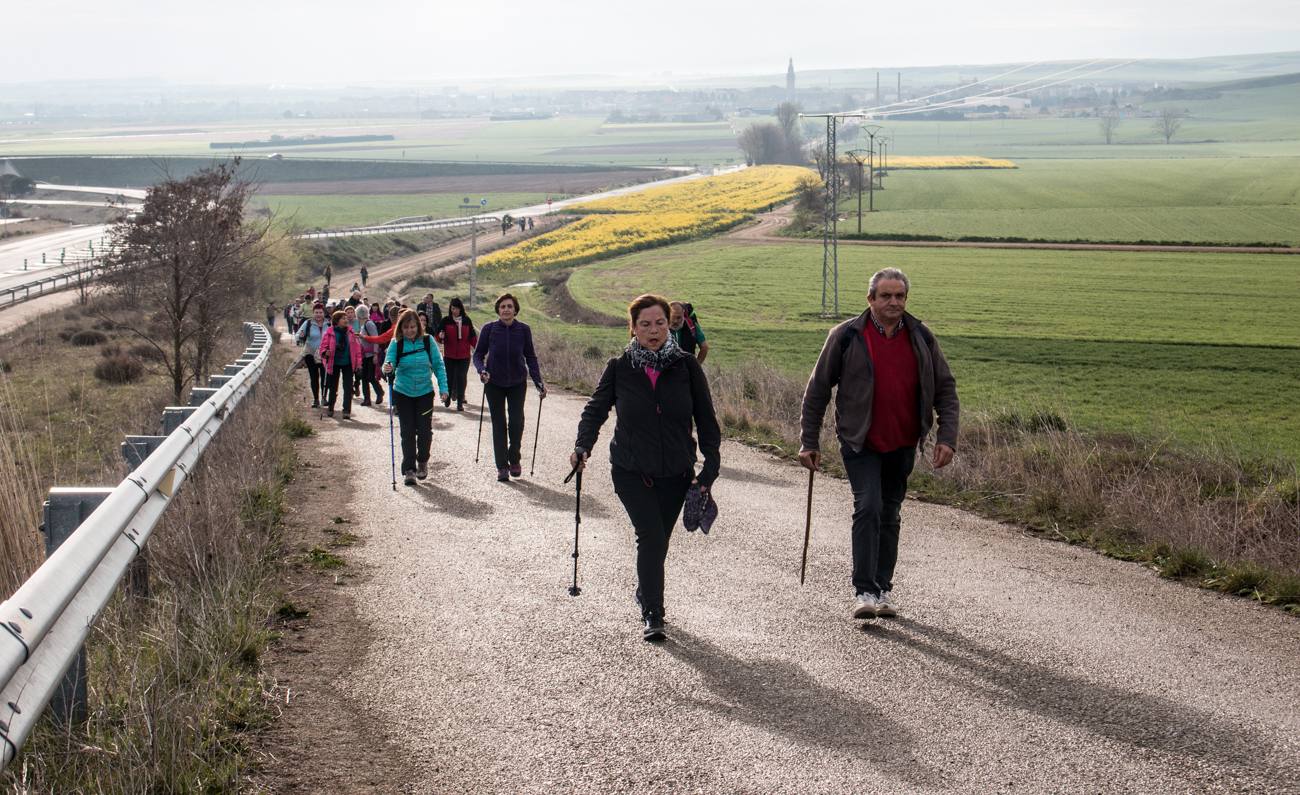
[0, 259, 101, 310]
[0, 322, 272, 771]
[296, 214, 503, 240]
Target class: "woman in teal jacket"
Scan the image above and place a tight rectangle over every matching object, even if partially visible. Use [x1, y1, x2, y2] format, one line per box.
[382, 309, 449, 486]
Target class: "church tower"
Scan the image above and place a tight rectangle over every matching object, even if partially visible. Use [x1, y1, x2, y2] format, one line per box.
[786, 58, 796, 101]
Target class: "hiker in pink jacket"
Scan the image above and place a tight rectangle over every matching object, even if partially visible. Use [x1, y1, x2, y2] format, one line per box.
[319, 309, 363, 419]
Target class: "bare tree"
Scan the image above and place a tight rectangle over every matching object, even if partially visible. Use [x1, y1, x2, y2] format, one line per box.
[1098, 108, 1122, 145]
[738, 123, 788, 166]
[775, 102, 804, 161]
[1153, 107, 1185, 144]
[99, 160, 277, 401]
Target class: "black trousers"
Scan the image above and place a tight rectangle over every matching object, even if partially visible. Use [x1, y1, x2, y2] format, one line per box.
[302, 355, 324, 402]
[392, 390, 434, 474]
[325, 364, 353, 412]
[357, 357, 383, 403]
[842, 445, 916, 596]
[484, 381, 526, 469]
[612, 468, 691, 617]
[445, 358, 470, 405]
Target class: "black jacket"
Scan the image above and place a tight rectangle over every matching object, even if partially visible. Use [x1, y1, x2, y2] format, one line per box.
[575, 351, 721, 487]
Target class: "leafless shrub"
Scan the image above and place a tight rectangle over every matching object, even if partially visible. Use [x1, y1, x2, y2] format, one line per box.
[94, 353, 145, 384]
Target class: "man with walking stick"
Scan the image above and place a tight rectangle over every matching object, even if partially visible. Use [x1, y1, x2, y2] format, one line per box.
[798, 268, 959, 621]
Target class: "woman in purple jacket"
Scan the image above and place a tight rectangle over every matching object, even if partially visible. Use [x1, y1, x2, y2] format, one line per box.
[472, 293, 547, 482]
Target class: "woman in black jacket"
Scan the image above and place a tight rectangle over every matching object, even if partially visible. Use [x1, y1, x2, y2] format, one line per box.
[571, 294, 721, 642]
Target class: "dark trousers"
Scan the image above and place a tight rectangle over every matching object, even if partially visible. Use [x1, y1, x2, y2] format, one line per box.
[325, 364, 354, 412]
[484, 381, 526, 469]
[612, 469, 691, 617]
[842, 445, 916, 596]
[303, 355, 324, 403]
[445, 358, 470, 405]
[392, 391, 434, 474]
[357, 357, 383, 403]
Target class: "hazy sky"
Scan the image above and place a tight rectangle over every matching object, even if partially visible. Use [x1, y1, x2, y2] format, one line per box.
[5, 0, 1298, 85]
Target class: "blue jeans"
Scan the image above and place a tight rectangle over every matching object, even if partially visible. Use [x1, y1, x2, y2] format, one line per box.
[842, 444, 916, 596]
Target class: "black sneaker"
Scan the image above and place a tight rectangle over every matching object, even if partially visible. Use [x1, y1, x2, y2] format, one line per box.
[642, 611, 666, 642]
[416, 462, 428, 480]
[403, 470, 417, 487]
[310, 400, 320, 409]
[497, 468, 510, 482]
[327, 407, 335, 417]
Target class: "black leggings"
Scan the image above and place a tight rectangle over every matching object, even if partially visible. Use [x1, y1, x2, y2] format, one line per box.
[484, 381, 526, 469]
[303, 355, 325, 402]
[611, 468, 691, 617]
[445, 357, 470, 404]
[326, 365, 353, 412]
[392, 390, 434, 473]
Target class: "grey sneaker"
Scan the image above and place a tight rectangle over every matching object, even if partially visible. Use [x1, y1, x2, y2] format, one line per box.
[876, 591, 898, 617]
[403, 470, 417, 487]
[852, 592, 879, 620]
[415, 461, 428, 480]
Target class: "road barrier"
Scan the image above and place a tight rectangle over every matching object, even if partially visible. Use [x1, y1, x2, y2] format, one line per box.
[0, 323, 272, 771]
[296, 214, 503, 240]
[0, 259, 101, 311]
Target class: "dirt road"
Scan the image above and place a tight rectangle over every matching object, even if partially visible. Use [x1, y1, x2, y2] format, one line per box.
[729, 206, 1300, 254]
[279, 368, 1299, 794]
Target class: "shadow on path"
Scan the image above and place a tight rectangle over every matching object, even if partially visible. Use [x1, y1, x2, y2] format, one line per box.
[870, 618, 1297, 783]
[664, 628, 945, 790]
[718, 465, 790, 488]
[412, 481, 496, 519]
[501, 478, 611, 519]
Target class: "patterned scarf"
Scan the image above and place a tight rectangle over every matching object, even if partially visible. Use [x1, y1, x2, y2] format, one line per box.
[624, 335, 686, 371]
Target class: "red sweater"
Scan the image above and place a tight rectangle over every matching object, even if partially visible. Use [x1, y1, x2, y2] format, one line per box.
[863, 321, 921, 453]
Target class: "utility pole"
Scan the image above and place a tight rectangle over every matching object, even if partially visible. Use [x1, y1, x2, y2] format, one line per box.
[861, 125, 882, 212]
[821, 116, 839, 316]
[844, 150, 869, 234]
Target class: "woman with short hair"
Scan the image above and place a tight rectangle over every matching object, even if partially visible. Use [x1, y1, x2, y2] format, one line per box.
[472, 293, 546, 482]
[319, 308, 362, 419]
[382, 309, 449, 486]
[571, 294, 721, 642]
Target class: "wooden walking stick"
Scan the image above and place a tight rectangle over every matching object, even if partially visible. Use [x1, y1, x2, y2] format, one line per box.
[800, 468, 814, 585]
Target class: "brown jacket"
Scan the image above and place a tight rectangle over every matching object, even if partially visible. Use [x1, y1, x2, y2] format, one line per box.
[800, 310, 959, 453]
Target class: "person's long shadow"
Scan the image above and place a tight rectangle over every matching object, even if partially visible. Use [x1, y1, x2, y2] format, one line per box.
[872, 617, 1295, 780]
[663, 628, 945, 789]
[718, 464, 788, 488]
[502, 478, 611, 519]
[412, 481, 496, 519]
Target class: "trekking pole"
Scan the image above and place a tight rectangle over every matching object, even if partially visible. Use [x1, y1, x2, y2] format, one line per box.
[474, 388, 487, 463]
[564, 464, 583, 596]
[800, 468, 814, 585]
[386, 373, 397, 491]
[529, 396, 543, 475]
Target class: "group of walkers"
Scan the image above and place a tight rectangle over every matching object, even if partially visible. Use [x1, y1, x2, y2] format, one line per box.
[281, 265, 960, 644]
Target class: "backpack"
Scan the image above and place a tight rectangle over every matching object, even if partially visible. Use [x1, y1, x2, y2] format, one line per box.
[395, 336, 435, 369]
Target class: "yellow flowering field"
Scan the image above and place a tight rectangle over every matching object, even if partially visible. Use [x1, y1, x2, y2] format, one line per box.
[481, 165, 813, 271]
[867, 156, 1018, 169]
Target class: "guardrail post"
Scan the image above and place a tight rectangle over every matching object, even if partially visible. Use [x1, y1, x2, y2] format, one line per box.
[161, 406, 197, 435]
[120, 437, 166, 600]
[209, 375, 232, 388]
[222, 364, 243, 376]
[40, 488, 114, 727]
[188, 388, 219, 407]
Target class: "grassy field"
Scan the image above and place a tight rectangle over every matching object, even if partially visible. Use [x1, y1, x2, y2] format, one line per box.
[834, 157, 1300, 244]
[256, 191, 553, 229]
[554, 238, 1300, 460]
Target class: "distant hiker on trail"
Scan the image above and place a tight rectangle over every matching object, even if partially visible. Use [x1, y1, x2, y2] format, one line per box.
[518, 218, 527, 233]
[798, 267, 959, 622]
[571, 294, 721, 642]
[360, 265, 369, 287]
[294, 303, 329, 408]
[669, 301, 709, 364]
[473, 293, 546, 482]
[320, 309, 362, 419]
[527, 216, 535, 230]
[436, 297, 477, 411]
[266, 301, 278, 331]
[416, 294, 442, 330]
[383, 309, 449, 487]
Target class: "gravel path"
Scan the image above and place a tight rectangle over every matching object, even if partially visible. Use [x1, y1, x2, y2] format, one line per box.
[312, 378, 1298, 794]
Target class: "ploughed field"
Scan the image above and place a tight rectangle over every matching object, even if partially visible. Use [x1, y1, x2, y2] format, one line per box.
[555, 239, 1300, 460]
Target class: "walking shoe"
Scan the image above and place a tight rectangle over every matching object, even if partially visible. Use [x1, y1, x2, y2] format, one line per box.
[310, 400, 320, 409]
[876, 591, 898, 618]
[456, 401, 465, 411]
[416, 461, 428, 480]
[327, 407, 335, 418]
[403, 470, 417, 487]
[361, 398, 371, 407]
[642, 611, 666, 642]
[852, 592, 880, 620]
[509, 464, 522, 478]
[341, 410, 351, 420]
[442, 396, 451, 408]
[497, 468, 510, 482]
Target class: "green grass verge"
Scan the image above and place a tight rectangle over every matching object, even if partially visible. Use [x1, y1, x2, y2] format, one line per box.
[257, 192, 555, 230]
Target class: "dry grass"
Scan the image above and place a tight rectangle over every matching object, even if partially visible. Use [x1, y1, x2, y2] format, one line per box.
[3, 345, 299, 791]
[0, 376, 44, 595]
[536, 329, 1300, 611]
